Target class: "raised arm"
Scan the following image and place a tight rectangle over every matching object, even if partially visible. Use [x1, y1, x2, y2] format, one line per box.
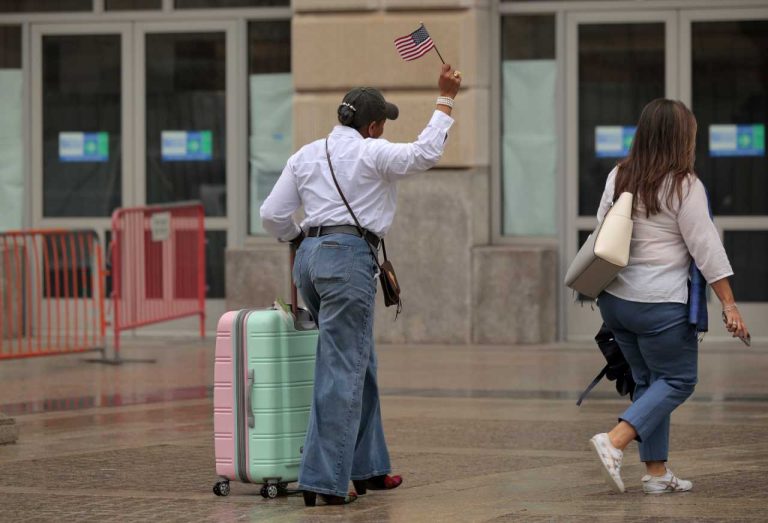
[372, 64, 461, 181]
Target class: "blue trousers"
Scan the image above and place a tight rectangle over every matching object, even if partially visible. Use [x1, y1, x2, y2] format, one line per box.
[293, 234, 391, 498]
[598, 292, 698, 462]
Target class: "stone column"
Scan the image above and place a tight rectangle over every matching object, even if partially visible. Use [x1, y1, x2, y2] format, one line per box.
[291, 1, 491, 344]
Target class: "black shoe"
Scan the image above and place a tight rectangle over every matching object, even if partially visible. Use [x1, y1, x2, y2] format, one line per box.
[302, 490, 358, 506]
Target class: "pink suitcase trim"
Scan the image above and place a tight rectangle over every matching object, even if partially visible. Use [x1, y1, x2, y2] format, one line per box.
[213, 311, 239, 480]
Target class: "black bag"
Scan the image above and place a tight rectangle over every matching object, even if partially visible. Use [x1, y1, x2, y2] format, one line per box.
[378, 255, 401, 309]
[576, 323, 635, 406]
[325, 138, 402, 314]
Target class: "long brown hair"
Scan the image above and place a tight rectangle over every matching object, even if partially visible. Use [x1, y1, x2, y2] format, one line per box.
[614, 99, 697, 217]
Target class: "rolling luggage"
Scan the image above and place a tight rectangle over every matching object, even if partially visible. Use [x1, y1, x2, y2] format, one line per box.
[212, 254, 317, 499]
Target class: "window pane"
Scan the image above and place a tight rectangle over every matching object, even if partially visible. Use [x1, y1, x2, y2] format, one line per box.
[248, 21, 292, 235]
[0, 25, 21, 68]
[0, 0, 91, 12]
[175, 0, 288, 8]
[205, 230, 226, 298]
[723, 231, 768, 302]
[501, 15, 557, 237]
[578, 23, 665, 217]
[43, 34, 122, 217]
[501, 15, 555, 60]
[106, 0, 161, 9]
[0, 26, 22, 231]
[145, 32, 226, 216]
[692, 21, 768, 216]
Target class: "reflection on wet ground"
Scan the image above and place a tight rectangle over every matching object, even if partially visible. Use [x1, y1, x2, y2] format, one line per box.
[0, 338, 767, 521]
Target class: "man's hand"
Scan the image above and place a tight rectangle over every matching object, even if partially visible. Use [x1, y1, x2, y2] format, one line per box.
[438, 63, 461, 99]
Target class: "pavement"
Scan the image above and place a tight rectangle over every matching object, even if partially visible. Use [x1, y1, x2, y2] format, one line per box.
[0, 335, 767, 522]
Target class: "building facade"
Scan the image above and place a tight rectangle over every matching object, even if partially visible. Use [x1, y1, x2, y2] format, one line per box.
[1, 0, 766, 343]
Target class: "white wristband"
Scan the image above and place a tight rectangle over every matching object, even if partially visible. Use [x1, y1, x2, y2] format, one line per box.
[436, 96, 455, 108]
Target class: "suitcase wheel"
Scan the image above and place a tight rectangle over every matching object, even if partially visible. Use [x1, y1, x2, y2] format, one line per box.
[213, 481, 230, 497]
[260, 484, 279, 499]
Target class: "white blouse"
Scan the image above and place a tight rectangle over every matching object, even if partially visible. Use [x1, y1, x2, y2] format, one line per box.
[260, 110, 454, 241]
[597, 167, 734, 304]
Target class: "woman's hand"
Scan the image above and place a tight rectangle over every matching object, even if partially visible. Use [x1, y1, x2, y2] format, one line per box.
[711, 277, 750, 344]
[722, 306, 750, 342]
[437, 63, 461, 99]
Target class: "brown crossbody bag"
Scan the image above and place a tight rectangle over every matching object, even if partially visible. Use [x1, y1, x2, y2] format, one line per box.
[325, 138, 402, 315]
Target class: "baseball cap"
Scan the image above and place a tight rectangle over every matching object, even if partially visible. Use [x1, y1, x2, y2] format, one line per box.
[339, 87, 399, 128]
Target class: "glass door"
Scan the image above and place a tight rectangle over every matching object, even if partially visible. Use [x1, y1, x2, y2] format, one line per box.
[135, 22, 237, 315]
[681, 8, 768, 340]
[31, 23, 133, 238]
[32, 21, 238, 331]
[564, 11, 677, 340]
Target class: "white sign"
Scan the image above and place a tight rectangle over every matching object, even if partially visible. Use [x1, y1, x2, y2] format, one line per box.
[150, 212, 171, 242]
[59, 132, 84, 159]
[595, 126, 636, 158]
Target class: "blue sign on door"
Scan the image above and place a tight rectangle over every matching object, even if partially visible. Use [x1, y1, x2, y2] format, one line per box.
[161, 130, 213, 161]
[709, 124, 765, 157]
[59, 132, 109, 162]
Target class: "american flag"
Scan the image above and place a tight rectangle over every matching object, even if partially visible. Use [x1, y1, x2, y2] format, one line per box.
[394, 25, 435, 61]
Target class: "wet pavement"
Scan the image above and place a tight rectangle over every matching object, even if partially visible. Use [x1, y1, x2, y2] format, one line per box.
[0, 336, 767, 522]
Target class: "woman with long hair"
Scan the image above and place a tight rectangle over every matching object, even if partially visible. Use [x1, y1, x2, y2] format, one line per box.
[589, 99, 750, 494]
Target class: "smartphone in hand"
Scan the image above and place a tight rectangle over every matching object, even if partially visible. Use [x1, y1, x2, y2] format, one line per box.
[722, 311, 751, 347]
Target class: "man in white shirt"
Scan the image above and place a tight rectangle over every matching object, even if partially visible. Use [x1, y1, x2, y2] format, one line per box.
[260, 64, 461, 506]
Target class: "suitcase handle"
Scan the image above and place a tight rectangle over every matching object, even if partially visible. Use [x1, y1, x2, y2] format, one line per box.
[246, 369, 255, 429]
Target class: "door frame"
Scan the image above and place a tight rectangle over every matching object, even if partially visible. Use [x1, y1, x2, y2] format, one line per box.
[30, 22, 135, 244]
[133, 20, 240, 238]
[564, 10, 679, 340]
[30, 21, 240, 331]
[132, 20, 238, 327]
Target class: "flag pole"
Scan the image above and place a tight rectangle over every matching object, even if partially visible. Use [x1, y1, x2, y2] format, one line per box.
[420, 22, 446, 64]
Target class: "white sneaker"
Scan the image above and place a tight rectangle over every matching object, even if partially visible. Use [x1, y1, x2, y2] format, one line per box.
[590, 433, 626, 493]
[642, 469, 693, 494]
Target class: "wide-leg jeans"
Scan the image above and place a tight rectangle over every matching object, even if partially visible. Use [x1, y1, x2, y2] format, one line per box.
[598, 292, 698, 462]
[293, 234, 392, 498]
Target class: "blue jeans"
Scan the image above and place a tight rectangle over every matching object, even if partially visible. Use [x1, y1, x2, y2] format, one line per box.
[598, 292, 698, 462]
[293, 234, 391, 498]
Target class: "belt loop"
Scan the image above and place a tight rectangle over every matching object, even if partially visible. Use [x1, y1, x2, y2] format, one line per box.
[317, 225, 322, 237]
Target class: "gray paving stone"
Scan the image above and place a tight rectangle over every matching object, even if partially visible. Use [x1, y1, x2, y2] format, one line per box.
[0, 339, 766, 521]
[0, 412, 18, 445]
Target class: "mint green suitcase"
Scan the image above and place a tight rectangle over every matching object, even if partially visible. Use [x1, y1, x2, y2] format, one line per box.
[213, 306, 317, 498]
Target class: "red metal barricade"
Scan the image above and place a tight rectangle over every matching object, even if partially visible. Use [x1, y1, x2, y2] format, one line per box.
[0, 230, 106, 360]
[110, 203, 206, 357]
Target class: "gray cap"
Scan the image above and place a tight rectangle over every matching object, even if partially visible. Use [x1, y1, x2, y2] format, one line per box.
[338, 87, 399, 129]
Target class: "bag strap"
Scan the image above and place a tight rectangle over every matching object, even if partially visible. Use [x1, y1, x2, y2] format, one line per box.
[576, 365, 608, 406]
[324, 138, 385, 267]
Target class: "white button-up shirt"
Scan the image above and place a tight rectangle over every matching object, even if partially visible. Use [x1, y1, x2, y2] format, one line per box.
[260, 110, 454, 240]
[598, 167, 733, 304]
